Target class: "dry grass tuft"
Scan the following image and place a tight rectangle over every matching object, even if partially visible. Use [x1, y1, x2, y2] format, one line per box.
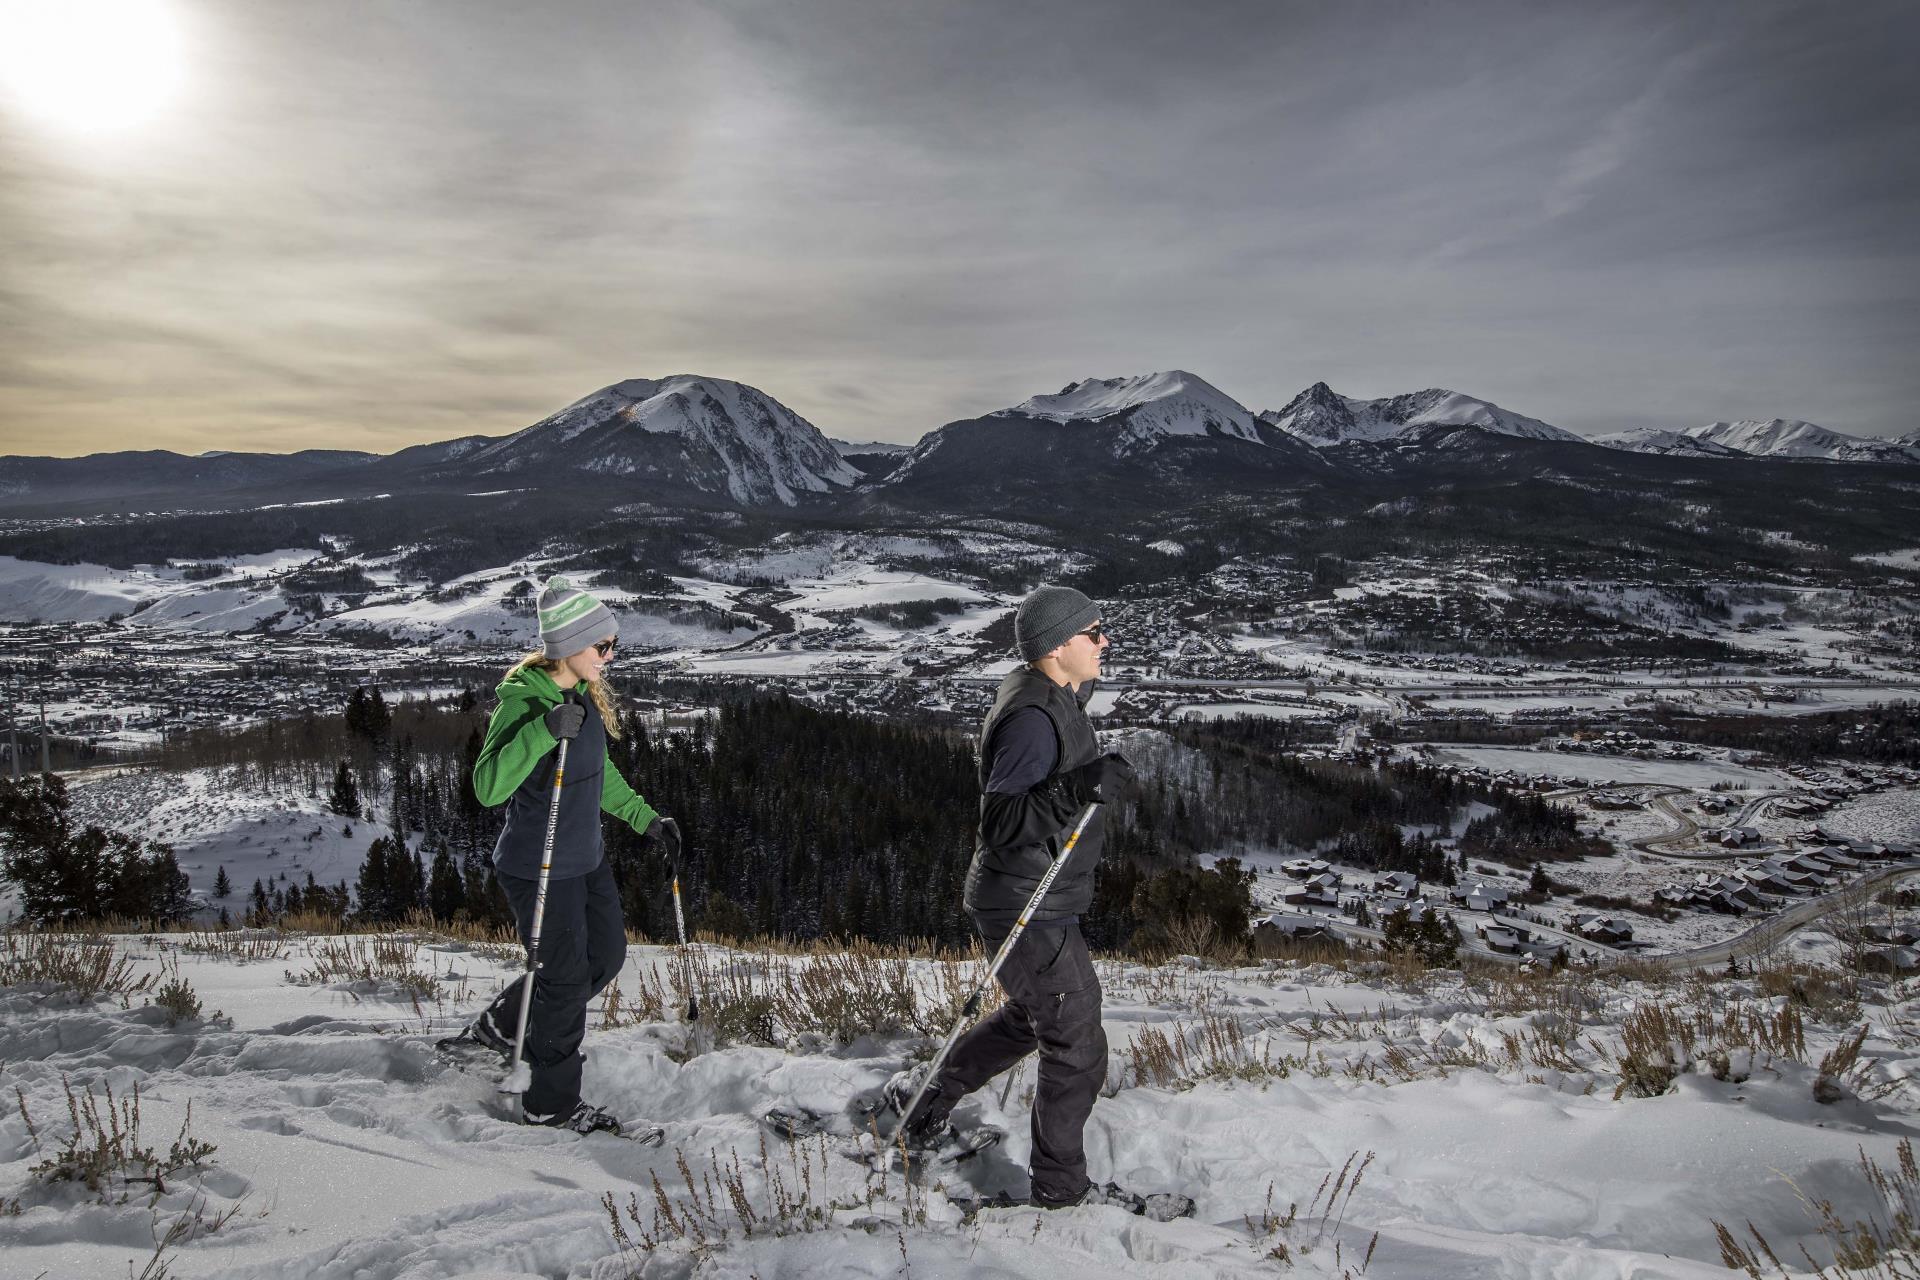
[1127, 1013, 1298, 1089]
[602, 1130, 922, 1269]
[284, 935, 439, 999]
[0, 929, 155, 1000]
[1245, 1150, 1380, 1274]
[17, 1076, 217, 1200]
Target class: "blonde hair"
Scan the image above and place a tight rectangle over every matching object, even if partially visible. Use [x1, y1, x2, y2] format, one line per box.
[507, 651, 622, 740]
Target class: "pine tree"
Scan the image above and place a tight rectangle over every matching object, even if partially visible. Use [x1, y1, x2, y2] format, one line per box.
[356, 836, 393, 921]
[213, 865, 232, 898]
[328, 761, 360, 817]
[0, 775, 194, 924]
[427, 844, 463, 921]
[385, 847, 425, 920]
[344, 686, 391, 743]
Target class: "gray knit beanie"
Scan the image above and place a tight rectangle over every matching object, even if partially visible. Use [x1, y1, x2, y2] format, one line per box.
[1015, 585, 1100, 662]
[536, 575, 618, 657]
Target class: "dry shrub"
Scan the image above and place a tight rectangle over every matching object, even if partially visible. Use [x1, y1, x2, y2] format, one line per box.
[602, 1131, 919, 1267]
[1612, 1002, 1694, 1099]
[1472, 967, 1609, 1022]
[662, 941, 995, 1051]
[17, 1077, 216, 1199]
[1144, 912, 1247, 965]
[599, 976, 666, 1030]
[1245, 1150, 1380, 1274]
[1127, 1013, 1296, 1089]
[1754, 960, 1858, 1022]
[275, 909, 351, 934]
[0, 929, 154, 1000]
[1250, 933, 1359, 967]
[179, 929, 287, 962]
[151, 975, 202, 1025]
[1611, 995, 1814, 1099]
[285, 935, 439, 999]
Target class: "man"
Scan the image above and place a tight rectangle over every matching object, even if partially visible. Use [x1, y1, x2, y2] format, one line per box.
[892, 584, 1137, 1209]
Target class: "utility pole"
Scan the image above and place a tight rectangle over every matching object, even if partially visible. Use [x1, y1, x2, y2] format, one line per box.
[5, 691, 17, 780]
[39, 698, 50, 775]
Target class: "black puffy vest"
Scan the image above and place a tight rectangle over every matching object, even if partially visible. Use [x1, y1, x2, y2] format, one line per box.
[491, 695, 607, 881]
[963, 666, 1104, 924]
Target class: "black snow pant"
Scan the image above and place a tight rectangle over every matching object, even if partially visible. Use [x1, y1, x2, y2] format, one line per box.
[481, 858, 627, 1121]
[928, 916, 1107, 1205]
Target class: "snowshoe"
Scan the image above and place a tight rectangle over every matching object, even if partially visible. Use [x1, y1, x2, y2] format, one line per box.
[859, 1119, 1004, 1174]
[434, 1015, 512, 1071]
[762, 1106, 830, 1140]
[946, 1188, 1025, 1217]
[526, 1100, 660, 1142]
[920, 1124, 1002, 1167]
[880, 1065, 957, 1147]
[1037, 1181, 1195, 1221]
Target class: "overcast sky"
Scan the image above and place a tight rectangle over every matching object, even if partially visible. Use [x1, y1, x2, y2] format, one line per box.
[2, 0, 1917, 456]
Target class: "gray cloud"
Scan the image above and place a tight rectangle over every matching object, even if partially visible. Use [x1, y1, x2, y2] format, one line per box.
[1, 0, 1916, 456]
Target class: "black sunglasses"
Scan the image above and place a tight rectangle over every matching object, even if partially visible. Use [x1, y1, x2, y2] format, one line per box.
[1076, 622, 1106, 643]
[593, 638, 617, 657]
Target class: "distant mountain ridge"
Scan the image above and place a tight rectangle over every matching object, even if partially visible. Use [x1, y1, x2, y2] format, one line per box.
[0, 448, 379, 506]
[1258, 381, 1581, 446]
[1589, 428, 1747, 458]
[4, 369, 1915, 518]
[1677, 418, 1920, 464]
[828, 438, 913, 458]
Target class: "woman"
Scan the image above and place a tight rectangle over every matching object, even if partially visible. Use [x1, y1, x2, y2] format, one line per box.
[440, 575, 679, 1135]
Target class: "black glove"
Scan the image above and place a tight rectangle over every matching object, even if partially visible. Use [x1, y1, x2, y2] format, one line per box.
[643, 815, 682, 875]
[1064, 752, 1134, 804]
[544, 697, 586, 741]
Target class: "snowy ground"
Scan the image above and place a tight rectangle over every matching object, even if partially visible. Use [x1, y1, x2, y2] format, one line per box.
[9, 930, 1920, 1279]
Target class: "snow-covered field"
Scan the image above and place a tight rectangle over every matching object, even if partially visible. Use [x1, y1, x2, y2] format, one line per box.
[7, 931, 1920, 1279]
[1429, 744, 1786, 790]
[1855, 548, 1920, 571]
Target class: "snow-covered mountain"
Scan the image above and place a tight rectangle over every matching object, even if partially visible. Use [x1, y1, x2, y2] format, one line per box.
[462, 376, 859, 505]
[1680, 419, 1920, 464]
[871, 370, 1319, 511]
[998, 371, 1264, 454]
[1588, 427, 1747, 459]
[829, 438, 914, 458]
[1257, 382, 1581, 446]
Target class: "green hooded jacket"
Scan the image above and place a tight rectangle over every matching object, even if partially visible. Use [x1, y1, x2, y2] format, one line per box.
[472, 663, 658, 844]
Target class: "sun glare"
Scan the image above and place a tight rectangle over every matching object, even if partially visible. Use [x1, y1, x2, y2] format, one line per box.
[0, 0, 185, 132]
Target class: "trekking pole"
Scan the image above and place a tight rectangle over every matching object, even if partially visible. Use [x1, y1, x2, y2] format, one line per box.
[501, 697, 574, 1095]
[885, 803, 1101, 1155]
[671, 867, 699, 1022]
